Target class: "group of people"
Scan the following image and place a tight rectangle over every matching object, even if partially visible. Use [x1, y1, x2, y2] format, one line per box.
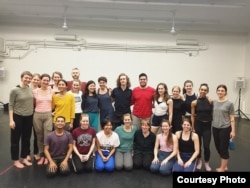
[8, 68, 235, 177]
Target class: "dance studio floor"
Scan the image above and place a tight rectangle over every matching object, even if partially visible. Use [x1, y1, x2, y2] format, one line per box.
[0, 110, 249, 188]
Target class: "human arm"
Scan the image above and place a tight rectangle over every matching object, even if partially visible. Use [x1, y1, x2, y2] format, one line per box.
[152, 135, 160, 164]
[69, 94, 75, 130]
[161, 134, 178, 166]
[82, 137, 96, 162]
[95, 137, 106, 161]
[184, 133, 199, 168]
[60, 143, 73, 170]
[175, 131, 184, 166]
[167, 99, 173, 125]
[73, 140, 83, 161]
[8, 90, 16, 129]
[44, 145, 57, 172]
[9, 110, 15, 129]
[191, 100, 197, 131]
[229, 114, 236, 139]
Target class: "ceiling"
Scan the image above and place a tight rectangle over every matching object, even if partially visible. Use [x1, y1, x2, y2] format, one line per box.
[0, 0, 250, 34]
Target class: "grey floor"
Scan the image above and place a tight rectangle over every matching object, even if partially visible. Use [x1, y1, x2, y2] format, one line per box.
[0, 110, 250, 188]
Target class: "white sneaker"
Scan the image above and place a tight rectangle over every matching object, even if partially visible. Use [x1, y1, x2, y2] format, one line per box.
[196, 159, 202, 170]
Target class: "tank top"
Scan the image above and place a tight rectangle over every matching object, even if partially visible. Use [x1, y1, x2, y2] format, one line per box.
[179, 131, 194, 153]
[195, 97, 213, 121]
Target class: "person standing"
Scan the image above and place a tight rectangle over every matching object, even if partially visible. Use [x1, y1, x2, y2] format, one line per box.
[9, 71, 34, 168]
[97, 76, 114, 123]
[212, 84, 235, 172]
[67, 67, 87, 93]
[30, 73, 41, 161]
[111, 73, 132, 130]
[151, 83, 173, 134]
[95, 119, 120, 172]
[44, 116, 73, 177]
[183, 80, 197, 120]
[131, 73, 155, 129]
[33, 73, 54, 165]
[71, 114, 96, 173]
[191, 83, 213, 171]
[133, 119, 156, 170]
[171, 85, 185, 133]
[68, 79, 83, 131]
[52, 79, 75, 131]
[50, 71, 63, 94]
[81, 80, 99, 132]
[172, 118, 199, 172]
[114, 113, 137, 171]
[150, 119, 178, 176]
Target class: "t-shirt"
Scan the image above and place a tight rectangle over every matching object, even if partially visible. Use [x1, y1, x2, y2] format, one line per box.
[72, 126, 96, 154]
[45, 131, 73, 158]
[96, 130, 120, 151]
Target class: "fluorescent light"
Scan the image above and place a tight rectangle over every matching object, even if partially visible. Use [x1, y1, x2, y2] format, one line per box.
[54, 34, 77, 41]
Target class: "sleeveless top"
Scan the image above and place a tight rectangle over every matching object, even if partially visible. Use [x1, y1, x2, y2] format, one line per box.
[97, 88, 114, 113]
[159, 133, 173, 152]
[195, 97, 213, 121]
[184, 93, 197, 115]
[179, 131, 194, 153]
[154, 100, 168, 116]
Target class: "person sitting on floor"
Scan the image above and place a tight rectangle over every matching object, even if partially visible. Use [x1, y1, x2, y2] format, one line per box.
[44, 116, 73, 177]
[95, 119, 120, 172]
[71, 114, 96, 173]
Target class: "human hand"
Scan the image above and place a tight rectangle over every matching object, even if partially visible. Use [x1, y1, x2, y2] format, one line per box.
[9, 121, 15, 129]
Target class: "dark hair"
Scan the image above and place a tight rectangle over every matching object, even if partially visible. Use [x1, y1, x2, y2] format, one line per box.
[57, 79, 68, 86]
[217, 84, 227, 92]
[56, 116, 65, 121]
[199, 83, 209, 92]
[84, 80, 97, 96]
[182, 80, 193, 94]
[98, 76, 107, 83]
[100, 118, 112, 129]
[40, 73, 51, 81]
[21, 71, 32, 78]
[139, 73, 148, 79]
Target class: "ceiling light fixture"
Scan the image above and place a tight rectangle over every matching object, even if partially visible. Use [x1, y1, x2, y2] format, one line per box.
[62, 6, 68, 31]
[170, 10, 176, 35]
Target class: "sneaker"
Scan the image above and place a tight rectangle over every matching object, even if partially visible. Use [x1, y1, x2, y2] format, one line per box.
[196, 159, 202, 170]
[205, 162, 211, 171]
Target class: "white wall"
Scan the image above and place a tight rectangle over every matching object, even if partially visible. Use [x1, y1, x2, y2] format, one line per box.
[0, 26, 249, 118]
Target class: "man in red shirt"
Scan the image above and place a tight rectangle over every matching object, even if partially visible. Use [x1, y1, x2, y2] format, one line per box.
[131, 73, 155, 129]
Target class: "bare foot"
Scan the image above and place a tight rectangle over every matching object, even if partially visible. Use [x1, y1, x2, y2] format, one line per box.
[44, 158, 48, 165]
[23, 158, 32, 166]
[26, 155, 31, 162]
[216, 167, 225, 172]
[34, 154, 40, 161]
[14, 161, 25, 169]
[37, 157, 45, 165]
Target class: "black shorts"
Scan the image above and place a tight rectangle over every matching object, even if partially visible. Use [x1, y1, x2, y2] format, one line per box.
[152, 114, 169, 126]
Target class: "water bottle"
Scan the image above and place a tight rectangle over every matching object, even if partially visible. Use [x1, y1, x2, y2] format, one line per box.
[229, 139, 235, 151]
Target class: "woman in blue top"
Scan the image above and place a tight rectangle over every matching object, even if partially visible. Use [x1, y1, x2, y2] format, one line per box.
[97, 76, 114, 123]
[81, 80, 99, 132]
